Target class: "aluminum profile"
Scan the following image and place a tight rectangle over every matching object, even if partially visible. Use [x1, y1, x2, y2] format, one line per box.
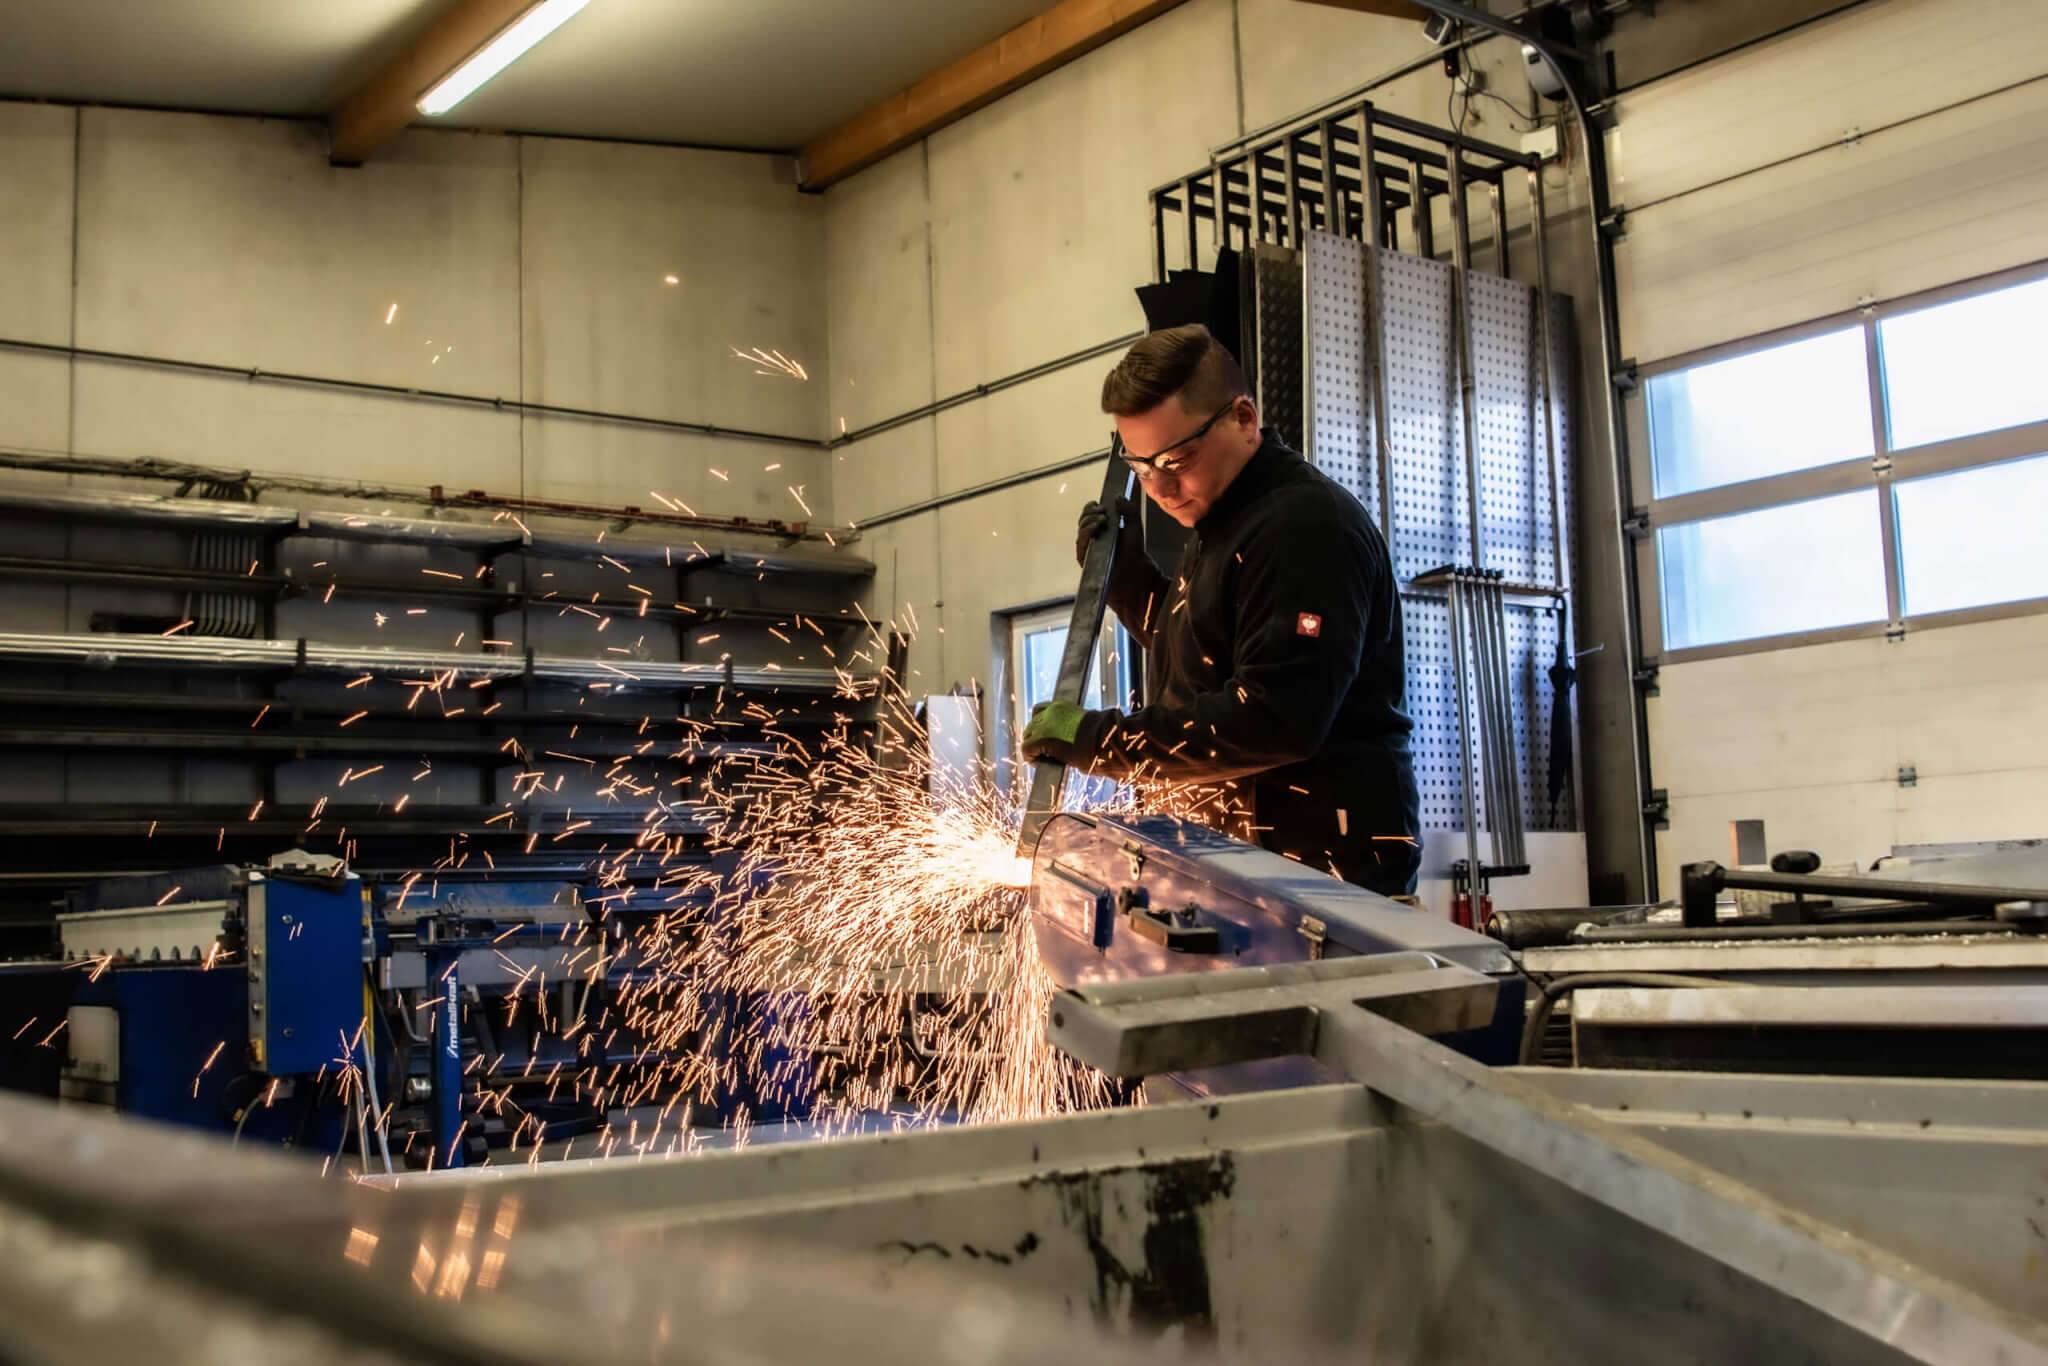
[0, 631, 868, 694]
[0, 487, 875, 578]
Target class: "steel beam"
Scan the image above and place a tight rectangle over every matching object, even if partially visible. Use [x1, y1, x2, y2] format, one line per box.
[1017, 457, 1133, 857]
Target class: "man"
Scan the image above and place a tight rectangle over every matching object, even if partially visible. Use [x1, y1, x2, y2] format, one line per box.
[1020, 324, 1421, 896]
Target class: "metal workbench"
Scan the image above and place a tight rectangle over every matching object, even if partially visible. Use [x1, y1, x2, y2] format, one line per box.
[4, 1039, 2045, 1363]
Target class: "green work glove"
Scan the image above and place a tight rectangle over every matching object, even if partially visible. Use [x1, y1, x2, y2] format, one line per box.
[1022, 699, 1089, 765]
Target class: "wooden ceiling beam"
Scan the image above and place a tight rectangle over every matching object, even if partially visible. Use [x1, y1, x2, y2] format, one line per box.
[1291, 0, 1431, 19]
[329, 0, 534, 165]
[799, 0, 1189, 191]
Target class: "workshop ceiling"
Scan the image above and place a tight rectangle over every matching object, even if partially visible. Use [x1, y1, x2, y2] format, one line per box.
[0, 0, 1057, 150]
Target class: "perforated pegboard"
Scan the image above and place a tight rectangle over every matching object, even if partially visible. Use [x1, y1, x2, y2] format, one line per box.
[1294, 235, 1359, 511]
[1507, 595, 1571, 831]
[1546, 291, 1578, 597]
[1462, 273, 1577, 590]
[1377, 248, 1466, 582]
[1249, 230, 1579, 837]
[1301, 231, 1377, 525]
[1252, 244, 1303, 453]
[1468, 270, 1538, 581]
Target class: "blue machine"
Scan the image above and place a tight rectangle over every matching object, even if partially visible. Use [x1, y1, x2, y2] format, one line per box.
[5, 853, 805, 1164]
[243, 868, 371, 1075]
[67, 966, 252, 1130]
[21, 855, 367, 1146]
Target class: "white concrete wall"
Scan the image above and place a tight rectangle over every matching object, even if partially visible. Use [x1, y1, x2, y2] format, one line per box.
[1603, 0, 2048, 888]
[1648, 615, 2048, 889]
[0, 101, 74, 459]
[0, 103, 831, 522]
[0, 102, 847, 814]
[1610, 0, 2048, 367]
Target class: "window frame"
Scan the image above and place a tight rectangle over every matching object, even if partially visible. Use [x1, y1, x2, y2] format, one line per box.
[1631, 258, 2048, 664]
[989, 600, 1136, 804]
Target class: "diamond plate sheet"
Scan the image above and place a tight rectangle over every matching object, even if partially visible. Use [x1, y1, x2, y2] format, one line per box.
[1252, 244, 1303, 453]
[1249, 226, 1578, 835]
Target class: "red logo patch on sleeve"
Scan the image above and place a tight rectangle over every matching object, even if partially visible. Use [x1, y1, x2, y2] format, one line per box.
[1296, 612, 1322, 638]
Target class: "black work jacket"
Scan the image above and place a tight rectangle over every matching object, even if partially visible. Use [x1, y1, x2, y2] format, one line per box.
[1077, 432, 1420, 894]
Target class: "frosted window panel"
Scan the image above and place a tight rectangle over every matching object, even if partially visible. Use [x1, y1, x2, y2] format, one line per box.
[1019, 618, 1114, 704]
[1896, 452, 2048, 616]
[1022, 626, 1067, 709]
[1658, 491, 1887, 650]
[1020, 622, 1125, 810]
[1880, 276, 2048, 450]
[1646, 328, 1873, 498]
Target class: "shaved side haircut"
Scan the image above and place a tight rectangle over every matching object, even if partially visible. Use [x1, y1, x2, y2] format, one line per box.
[1101, 324, 1250, 418]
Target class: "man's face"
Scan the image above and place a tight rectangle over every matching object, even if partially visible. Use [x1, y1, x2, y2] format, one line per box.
[1114, 394, 1261, 527]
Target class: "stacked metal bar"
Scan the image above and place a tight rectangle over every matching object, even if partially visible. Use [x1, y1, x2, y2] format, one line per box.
[0, 478, 877, 924]
[1415, 567, 1532, 879]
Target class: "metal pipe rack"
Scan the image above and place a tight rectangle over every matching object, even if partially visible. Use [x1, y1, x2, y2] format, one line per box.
[0, 469, 882, 889]
[1148, 99, 1532, 273]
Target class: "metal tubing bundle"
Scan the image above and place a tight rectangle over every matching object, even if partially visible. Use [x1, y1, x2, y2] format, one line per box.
[1445, 570, 1526, 875]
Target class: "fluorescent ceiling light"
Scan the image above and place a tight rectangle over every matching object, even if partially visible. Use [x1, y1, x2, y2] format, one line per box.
[417, 0, 592, 117]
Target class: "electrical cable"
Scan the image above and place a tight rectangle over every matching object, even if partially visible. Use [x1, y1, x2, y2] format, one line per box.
[1463, 69, 1549, 133]
[1517, 970, 1753, 1066]
[362, 970, 394, 1175]
[0, 335, 820, 451]
[392, 986, 430, 1044]
[350, 1069, 372, 1176]
[1447, 29, 1547, 139]
[215, 1069, 262, 1127]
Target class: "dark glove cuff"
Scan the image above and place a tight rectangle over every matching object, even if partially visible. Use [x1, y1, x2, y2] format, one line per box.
[1070, 708, 1115, 770]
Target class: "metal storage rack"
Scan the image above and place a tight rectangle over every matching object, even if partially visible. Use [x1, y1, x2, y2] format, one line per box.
[0, 477, 877, 926]
[1148, 98, 1580, 896]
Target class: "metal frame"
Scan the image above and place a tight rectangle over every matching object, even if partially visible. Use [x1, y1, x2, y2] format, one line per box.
[996, 599, 1133, 805]
[1149, 100, 1529, 279]
[1046, 956, 2048, 1363]
[14, 1063, 2048, 1366]
[1634, 257, 2048, 664]
[1016, 457, 1132, 856]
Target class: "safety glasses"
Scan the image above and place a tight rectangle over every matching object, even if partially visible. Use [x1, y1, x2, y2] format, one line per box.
[1113, 399, 1241, 481]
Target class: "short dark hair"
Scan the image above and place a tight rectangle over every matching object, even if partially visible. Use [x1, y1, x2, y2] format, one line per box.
[1100, 324, 1250, 418]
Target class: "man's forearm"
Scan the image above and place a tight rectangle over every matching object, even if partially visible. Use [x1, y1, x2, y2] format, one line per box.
[1075, 699, 1316, 785]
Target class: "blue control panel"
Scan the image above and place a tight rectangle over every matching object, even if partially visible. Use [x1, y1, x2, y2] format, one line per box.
[245, 873, 367, 1075]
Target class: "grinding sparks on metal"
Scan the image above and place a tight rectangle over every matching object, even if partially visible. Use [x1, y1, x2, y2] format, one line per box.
[477, 656, 1127, 1151]
[40, 511, 1187, 1173]
[634, 710, 1109, 1129]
